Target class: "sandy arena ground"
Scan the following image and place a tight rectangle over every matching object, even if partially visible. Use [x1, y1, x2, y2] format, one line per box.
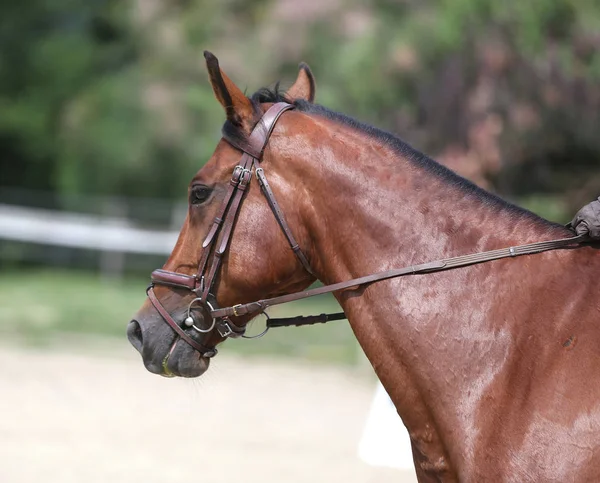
[0, 342, 417, 483]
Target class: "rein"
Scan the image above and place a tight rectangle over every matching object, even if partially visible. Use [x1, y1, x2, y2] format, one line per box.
[146, 101, 589, 359]
[215, 233, 587, 324]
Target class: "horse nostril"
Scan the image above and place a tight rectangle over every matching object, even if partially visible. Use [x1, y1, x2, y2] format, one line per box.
[127, 320, 144, 353]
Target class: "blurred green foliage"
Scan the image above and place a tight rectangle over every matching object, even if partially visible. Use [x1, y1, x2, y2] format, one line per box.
[1, 0, 600, 216]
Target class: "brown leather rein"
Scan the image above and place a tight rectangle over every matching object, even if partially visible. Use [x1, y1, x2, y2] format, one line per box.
[147, 101, 588, 359]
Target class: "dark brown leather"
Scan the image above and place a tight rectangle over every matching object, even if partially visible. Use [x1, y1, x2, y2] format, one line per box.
[211, 234, 587, 319]
[151, 270, 197, 290]
[147, 287, 217, 357]
[200, 103, 302, 301]
[223, 103, 295, 158]
[200, 153, 254, 299]
[217, 168, 252, 255]
[201, 169, 252, 300]
[256, 168, 314, 276]
[201, 164, 244, 249]
[147, 101, 316, 356]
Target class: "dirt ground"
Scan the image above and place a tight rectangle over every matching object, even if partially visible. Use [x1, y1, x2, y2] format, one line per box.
[0, 342, 417, 483]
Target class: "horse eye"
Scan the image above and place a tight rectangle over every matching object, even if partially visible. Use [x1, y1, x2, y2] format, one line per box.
[190, 185, 212, 205]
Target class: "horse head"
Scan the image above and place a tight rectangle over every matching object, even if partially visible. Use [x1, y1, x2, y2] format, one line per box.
[127, 52, 318, 377]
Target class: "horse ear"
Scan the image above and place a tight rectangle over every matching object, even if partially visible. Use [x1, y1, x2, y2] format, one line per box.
[285, 62, 316, 103]
[204, 51, 254, 127]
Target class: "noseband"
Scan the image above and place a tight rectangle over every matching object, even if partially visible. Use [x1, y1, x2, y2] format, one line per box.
[147, 102, 314, 358]
[146, 102, 589, 361]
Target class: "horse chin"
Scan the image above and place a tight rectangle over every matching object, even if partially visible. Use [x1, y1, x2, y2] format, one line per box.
[163, 341, 210, 378]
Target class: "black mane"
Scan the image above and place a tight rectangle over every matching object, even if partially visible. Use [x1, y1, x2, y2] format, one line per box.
[244, 85, 564, 229]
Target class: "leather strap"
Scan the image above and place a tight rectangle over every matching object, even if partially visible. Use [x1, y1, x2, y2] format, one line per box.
[267, 312, 347, 328]
[148, 102, 313, 355]
[217, 168, 253, 256]
[201, 164, 253, 300]
[200, 103, 299, 300]
[151, 270, 197, 290]
[202, 165, 244, 249]
[256, 168, 314, 276]
[223, 103, 295, 158]
[147, 287, 217, 357]
[212, 234, 588, 319]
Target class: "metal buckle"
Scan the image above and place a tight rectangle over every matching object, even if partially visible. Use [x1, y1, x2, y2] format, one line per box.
[232, 165, 244, 178]
[215, 319, 235, 338]
[216, 318, 246, 339]
[192, 275, 205, 295]
[232, 304, 242, 317]
[255, 167, 265, 185]
[239, 168, 252, 187]
[216, 320, 232, 338]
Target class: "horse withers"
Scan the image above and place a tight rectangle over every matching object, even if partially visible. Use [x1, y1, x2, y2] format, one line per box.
[127, 52, 600, 482]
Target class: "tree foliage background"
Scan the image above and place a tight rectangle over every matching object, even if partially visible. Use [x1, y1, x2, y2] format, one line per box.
[2, 0, 600, 219]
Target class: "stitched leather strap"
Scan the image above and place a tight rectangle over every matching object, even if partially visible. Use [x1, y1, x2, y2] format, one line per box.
[148, 102, 314, 355]
[151, 270, 197, 290]
[201, 168, 253, 300]
[201, 104, 302, 299]
[223, 103, 295, 158]
[212, 234, 588, 319]
[217, 168, 253, 255]
[202, 164, 245, 249]
[256, 168, 314, 276]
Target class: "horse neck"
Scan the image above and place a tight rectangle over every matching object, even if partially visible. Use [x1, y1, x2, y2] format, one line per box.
[288, 114, 572, 471]
[295, 117, 566, 284]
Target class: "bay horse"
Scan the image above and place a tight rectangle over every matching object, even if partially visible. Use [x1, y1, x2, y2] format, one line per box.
[127, 51, 600, 482]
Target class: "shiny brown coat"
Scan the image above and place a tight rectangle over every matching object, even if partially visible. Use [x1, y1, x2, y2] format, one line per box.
[129, 53, 600, 482]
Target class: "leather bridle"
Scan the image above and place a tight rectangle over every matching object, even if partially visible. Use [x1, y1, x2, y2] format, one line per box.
[147, 102, 315, 358]
[146, 101, 589, 360]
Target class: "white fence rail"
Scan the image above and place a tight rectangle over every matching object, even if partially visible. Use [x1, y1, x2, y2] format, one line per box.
[0, 203, 181, 276]
[0, 203, 178, 255]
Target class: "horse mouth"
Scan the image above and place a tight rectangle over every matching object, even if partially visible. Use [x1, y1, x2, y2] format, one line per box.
[142, 345, 210, 378]
[162, 358, 209, 378]
[127, 320, 210, 378]
[162, 340, 210, 378]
